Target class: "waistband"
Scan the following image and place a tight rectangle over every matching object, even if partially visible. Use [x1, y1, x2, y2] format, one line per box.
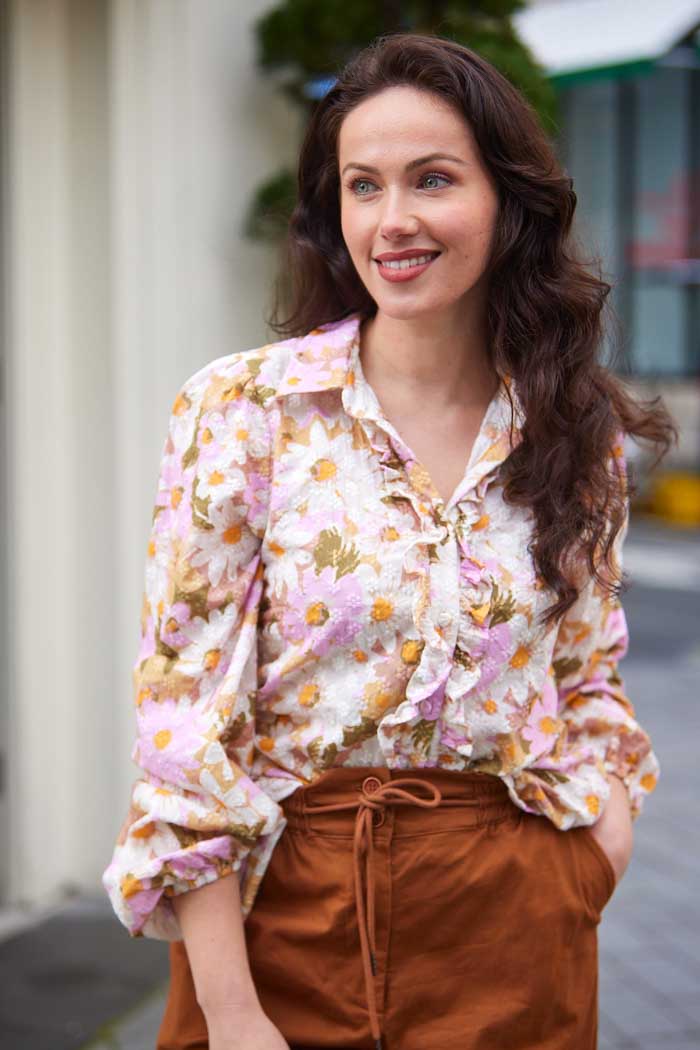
[282, 765, 514, 833]
[280, 766, 517, 1050]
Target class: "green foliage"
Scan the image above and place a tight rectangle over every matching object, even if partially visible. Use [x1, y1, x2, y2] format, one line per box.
[246, 0, 557, 240]
[243, 167, 297, 242]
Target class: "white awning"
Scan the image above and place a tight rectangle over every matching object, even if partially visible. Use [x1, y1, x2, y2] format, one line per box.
[513, 0, 700, 80]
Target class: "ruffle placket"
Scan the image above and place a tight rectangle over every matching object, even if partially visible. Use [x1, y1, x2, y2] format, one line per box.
[342, 329, 526, 768]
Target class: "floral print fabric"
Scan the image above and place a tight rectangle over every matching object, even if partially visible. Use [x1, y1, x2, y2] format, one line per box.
[102, 311, 660, 941]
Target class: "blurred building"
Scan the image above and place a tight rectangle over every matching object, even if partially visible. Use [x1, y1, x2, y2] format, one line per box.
[0, 0, 697, 926]
[517, 0, 700, 474]
[0, 0, 299, 930]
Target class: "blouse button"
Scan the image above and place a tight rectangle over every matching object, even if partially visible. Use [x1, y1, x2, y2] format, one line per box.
[438, 610, 452, 627]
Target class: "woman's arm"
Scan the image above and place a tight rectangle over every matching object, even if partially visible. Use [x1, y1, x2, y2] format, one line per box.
[171, 873, 259, 1013]
[173, 877, 292, 1048]
[589, 772, 634, 886]
[552, 445, 656, 880]
[102, 363, 286, 943]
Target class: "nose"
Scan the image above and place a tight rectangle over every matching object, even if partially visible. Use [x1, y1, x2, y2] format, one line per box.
[378, 189, 420, 241]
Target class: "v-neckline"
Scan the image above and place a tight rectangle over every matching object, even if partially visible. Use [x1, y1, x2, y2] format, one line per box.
[385, 384, 503, 513]
[348, 333, 506, 514]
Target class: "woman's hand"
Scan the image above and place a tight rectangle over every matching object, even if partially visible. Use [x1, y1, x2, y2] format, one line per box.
[206, 1003, 291, 1050]
[588, 773, 634, 887]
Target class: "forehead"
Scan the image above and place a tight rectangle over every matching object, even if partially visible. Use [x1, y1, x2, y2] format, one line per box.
[337, 86, 473, 160]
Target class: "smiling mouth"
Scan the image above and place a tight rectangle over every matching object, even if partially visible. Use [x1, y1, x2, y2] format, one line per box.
[374, 251, 441, 271]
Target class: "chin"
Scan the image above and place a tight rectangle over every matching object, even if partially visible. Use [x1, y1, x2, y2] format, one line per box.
[372, 296, 454, 321]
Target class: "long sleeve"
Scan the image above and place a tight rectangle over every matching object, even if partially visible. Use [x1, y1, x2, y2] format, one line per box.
[547, 444, 660, 826]
[102, 365, 286, 941]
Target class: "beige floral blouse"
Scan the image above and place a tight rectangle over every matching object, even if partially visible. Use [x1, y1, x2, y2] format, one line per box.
[102, 311, 660, 941]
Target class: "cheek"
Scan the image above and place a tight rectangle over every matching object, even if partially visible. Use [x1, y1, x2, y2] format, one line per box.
[341, 206, 372, 260]
[440, 190, 498, 250]
[342, 202, 365, 243]
[445, 209, 498, 262]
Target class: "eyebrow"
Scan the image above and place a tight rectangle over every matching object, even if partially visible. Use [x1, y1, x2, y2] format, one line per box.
[340, 152, 467, 177]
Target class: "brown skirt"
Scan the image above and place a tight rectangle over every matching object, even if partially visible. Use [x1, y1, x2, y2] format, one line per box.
[156, 766, 617, 1050]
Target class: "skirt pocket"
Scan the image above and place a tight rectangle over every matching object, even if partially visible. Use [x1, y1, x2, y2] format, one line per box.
[576, 824, 617, 914]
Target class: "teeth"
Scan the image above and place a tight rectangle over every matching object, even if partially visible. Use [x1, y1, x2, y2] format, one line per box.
[380, 253, 437, 270]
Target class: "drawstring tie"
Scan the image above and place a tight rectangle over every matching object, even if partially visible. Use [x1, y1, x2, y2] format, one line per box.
[302, 776, 482, 1049]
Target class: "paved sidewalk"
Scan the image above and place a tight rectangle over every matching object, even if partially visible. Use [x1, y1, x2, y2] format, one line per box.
[0, 514, 697, 1049]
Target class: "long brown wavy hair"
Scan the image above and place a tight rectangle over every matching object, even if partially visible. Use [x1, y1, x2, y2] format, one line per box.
[267, 32, 678, 627]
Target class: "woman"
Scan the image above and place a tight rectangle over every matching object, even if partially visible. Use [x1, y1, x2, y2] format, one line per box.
[102, 32, 676, 1050]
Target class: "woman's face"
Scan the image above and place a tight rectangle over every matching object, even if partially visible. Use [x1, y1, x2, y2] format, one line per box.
[338, 85, 500, 322]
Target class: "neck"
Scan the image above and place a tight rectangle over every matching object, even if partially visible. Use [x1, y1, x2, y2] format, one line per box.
[358, 303, 498, 410]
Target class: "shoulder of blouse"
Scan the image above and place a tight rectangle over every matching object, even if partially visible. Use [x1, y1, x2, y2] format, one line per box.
[172, 313, 361, 421]
[173, 332, 302, 420]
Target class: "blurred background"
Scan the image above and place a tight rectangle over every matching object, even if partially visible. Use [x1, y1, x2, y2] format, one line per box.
[0, 1, 698, 1048]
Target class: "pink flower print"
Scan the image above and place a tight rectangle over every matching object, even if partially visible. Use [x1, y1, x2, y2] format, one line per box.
[477, 553, 502, 578]
[285, 355, 336, 388]
[152, 463, 187, 541]
[168, 837, 233, 880]
[280, 564, 363, 654]
[605, 605, 629, 658]
[196, 412, 226, 466]
[419, 678, 447, 721]
[469, 620, 512, 691]
[124, 886, 164, 933]
[157, 600, 194, 652]
[243, 469, 270, 530]
[136, 610, 158, 664]
[459, 554, 485, 587]
[522, 675, 561, 757]
[135, 695, 209, 787]
[440, 722, 473, 754]
[159, 453, 186, 511]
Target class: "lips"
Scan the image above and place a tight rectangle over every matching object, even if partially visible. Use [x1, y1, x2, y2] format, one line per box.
[374, 252, 441, 283]
[374, 250, 441, 263]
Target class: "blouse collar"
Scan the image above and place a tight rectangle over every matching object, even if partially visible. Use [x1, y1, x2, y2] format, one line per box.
[276, 311, 526, 513]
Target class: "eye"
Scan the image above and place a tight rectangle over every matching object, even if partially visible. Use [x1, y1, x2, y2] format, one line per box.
[348, 178, 378, 196]
[346, 171, 452, 196]
[420, 172, 451, 190]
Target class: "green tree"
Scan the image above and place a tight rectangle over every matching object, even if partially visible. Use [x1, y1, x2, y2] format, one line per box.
[245, 0, 556, 241]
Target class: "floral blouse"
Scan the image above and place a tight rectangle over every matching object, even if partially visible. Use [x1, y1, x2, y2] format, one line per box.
[102, 311, 660, 941]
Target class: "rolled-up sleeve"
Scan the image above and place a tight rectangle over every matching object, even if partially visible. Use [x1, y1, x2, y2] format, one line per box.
[549, 446, 660, 825]
[102, 366, 286, 941]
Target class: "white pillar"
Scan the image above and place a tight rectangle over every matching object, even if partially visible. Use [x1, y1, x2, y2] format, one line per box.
[4, 0, 113, 908]
[2, 0, 299, 915]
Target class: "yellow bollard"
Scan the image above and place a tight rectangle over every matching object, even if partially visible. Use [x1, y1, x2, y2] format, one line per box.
[648, 472, 700, 527]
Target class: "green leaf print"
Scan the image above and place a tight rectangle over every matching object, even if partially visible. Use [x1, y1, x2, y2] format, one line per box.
[320, 742, 339, 769]
[307, 735, 324, 764]
[181, 407, 203, 471]
[173, 582, 210, 622]
[191, 477, 215, 530]
[530, 768, 570, 786]
[411, 718, 436, 753]
[342, 716, 379, 748]
[246, 383, 277, 407]
[220, 711, 248, 748]
[488, 582, 517, 626]
[454, 645, 475, 670]
[313, 528, 361, 580]
[154, 635, 180, 664]
[552, 655, 583, 684]
[229, 818, 267, 848]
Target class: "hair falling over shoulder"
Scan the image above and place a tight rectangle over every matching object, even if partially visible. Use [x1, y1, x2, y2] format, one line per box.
[265, 32, 678, 627]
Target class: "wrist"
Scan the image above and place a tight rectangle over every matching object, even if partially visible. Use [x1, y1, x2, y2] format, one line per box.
[603, 774, 634, 843]
[200, 990, 262, 1021]
[607, 772, 632, 811]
